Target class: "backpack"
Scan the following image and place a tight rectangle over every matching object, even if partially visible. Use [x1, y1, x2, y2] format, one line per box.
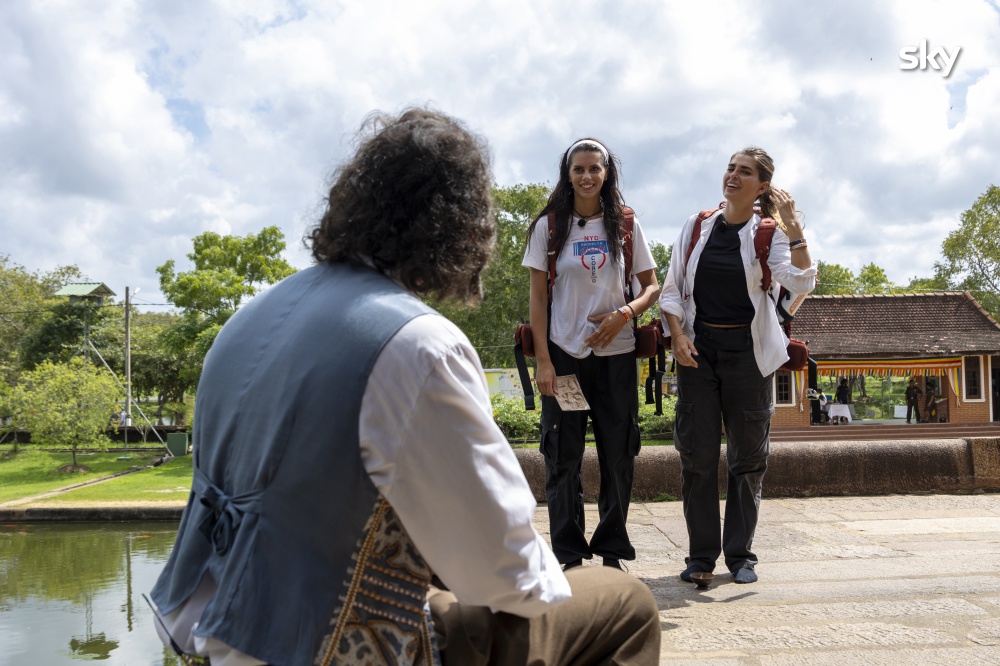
[679, 203, 808, 370]
[513, 207, 668, 411]
[684, 203, 777, 296]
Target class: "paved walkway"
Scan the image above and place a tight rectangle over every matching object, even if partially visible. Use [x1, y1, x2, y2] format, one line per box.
[5, 491, 1000, 663]
[532, 494, 1000, 665]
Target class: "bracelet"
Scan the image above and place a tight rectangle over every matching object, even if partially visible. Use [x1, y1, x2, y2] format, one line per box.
[617, 308, 629, 323]
[788, 238, 807, 249]
[790, 242, 809, 251]
[625, 304, 637, 320]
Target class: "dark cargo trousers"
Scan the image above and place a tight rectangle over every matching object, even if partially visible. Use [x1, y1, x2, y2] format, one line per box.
[674, 321, 773, 573]
[540, 342, 640, 564]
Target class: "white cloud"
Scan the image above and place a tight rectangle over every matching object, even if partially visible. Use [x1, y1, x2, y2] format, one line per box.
[1, 0, 998, 308]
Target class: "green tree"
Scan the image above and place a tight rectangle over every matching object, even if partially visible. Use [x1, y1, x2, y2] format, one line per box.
[0, 379, 15, 448]
[11, 358, 123, 467]
[856, 263, 895, 294]
[18, 299, 114, 370]
[905, 270, 950, 293]
[157, 226, 297, 384]
[436, 184, 550, 368]
[646, 240, 672, 321]
[937, 185, 1000, 317]
[130, 312, 195, 425]
[814, 261, 857, 295]
[92, 309, 194, 426]
[0, 257, 85, 381]
[649, 241, 672, 277]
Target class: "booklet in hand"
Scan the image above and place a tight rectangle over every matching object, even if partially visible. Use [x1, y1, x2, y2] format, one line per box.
[555, 375, 590, 412]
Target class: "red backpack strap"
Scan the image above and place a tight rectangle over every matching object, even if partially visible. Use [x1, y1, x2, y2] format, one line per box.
[684, 204, 723, 274]
[546, 211, 557, 303]
[621, 206, 635, 298]
[754, 217, 777, 291]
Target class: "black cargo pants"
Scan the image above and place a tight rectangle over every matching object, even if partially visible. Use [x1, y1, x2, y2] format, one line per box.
[674, 321, 773, 573]
[540, 342, 640, 564]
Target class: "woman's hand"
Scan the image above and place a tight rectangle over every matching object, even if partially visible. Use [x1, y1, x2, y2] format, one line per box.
[771, 187, 803, 238]
[770, 186, 811, 268]
[671, 333, 699, 368]
[535, 358, 557, 397]
[585, 310, 628, 349]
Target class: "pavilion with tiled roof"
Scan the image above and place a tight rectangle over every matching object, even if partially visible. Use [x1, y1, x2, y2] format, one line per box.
[771, 292, 1000, 428]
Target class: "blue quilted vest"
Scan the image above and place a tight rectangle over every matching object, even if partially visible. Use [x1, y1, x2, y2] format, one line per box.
[151, 262, 440, 665]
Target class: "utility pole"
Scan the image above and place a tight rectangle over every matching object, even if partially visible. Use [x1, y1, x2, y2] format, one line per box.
[125, 287, 132, 427]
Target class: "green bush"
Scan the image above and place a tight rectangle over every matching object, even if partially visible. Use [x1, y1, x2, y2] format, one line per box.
[10, 358, 123, 466]
[638, 393, 676, 438]
[490, 393, 541, 442]
[491, 389, 678, 444]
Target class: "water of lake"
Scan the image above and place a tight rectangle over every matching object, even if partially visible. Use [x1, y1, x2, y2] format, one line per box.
[0, 522, 182, 665]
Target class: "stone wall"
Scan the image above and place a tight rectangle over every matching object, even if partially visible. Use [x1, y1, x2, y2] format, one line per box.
[514, 437, 1000, 502]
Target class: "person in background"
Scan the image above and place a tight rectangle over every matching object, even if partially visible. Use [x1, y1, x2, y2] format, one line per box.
[836, 378, 850, 404]
[924, 379, 940, 422]
[148, 108, 660, 666]
[818, 391, 831, 423]
[905, 378, 923, 424]
[659, 146, 817, 585]
[522, 138, 660, 573]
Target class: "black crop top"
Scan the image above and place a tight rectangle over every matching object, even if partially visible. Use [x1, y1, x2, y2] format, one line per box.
[693, 218, 754, 325]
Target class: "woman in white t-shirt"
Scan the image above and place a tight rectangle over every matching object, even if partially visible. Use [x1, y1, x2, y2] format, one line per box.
[521, 138, 660, 571]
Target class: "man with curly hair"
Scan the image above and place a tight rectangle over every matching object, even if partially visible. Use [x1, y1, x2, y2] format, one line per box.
[149, 108, 659, 665]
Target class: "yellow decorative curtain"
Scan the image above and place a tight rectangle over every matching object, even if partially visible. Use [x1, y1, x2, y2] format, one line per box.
[813, 358, 962, 404]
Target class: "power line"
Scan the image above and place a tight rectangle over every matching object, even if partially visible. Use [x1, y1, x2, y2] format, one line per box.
[0, 302, 177, 317]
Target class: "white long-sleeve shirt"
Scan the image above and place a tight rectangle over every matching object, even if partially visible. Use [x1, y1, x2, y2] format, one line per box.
[659, 210, 818, 377]
[154, 314, 570, 665]
[360, 314, 570, 612]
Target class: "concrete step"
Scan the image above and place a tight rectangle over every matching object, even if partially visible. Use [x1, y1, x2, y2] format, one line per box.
[772, 423, 1000, 441]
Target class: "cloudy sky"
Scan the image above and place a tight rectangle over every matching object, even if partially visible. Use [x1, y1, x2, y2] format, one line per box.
[2, 0, 998, 309]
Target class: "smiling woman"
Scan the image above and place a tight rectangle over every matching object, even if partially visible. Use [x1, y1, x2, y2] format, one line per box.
[521, 138, 660, 573]
[659, 146, 818, 586]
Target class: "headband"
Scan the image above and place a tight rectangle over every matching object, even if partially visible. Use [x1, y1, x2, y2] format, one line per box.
[565, 140, 609, 166]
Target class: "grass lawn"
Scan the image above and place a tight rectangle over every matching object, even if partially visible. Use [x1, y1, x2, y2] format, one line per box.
[0, 447, 192, 504]
[39, 455, 193, 503]
[2, 439, 674, 501]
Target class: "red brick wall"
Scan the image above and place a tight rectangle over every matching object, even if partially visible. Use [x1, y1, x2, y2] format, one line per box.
[772, 403, 810, 428]
[950, 395, 991, 424]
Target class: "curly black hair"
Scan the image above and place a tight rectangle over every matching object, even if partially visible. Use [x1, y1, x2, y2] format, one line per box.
[306, 107, 495, 304]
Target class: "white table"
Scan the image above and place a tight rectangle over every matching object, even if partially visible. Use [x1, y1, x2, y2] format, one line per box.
[828, 404, 852, 423]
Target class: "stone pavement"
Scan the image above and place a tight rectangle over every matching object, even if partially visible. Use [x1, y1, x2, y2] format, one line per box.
[531, 494, 1000, 665]
[4, 488, 1000, 663]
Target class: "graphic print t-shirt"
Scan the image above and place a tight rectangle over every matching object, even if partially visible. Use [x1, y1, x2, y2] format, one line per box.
[522, 214, 656, 359]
